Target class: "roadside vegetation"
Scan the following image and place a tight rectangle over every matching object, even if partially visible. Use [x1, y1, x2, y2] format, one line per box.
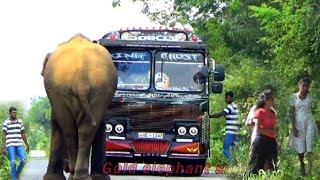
[114, 0, 320, 179]
[0, 98, 51, 179]
[1, 1, 320, 179]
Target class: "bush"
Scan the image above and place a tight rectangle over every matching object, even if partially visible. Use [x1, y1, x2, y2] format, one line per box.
[207, 53, 320, 179]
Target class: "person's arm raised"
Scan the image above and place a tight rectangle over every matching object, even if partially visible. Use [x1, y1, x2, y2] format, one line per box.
[209, 110, 226, 118]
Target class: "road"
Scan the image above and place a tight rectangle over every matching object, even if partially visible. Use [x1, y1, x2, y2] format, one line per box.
[22, 158, 228, 180]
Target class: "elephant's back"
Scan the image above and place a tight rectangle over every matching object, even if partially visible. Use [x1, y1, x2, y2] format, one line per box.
[44, 41, 117, 89]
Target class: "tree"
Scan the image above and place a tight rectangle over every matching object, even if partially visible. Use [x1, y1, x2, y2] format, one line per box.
[250, 0, 320, 93]
[25, 96, 51, 155]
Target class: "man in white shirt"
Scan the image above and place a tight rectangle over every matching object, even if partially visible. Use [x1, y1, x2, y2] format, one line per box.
[207, 91, 240, 163]
[2, 106, 30, 180]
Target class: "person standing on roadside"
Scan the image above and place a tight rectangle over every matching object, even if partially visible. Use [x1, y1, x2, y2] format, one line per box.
[248, 89, 278, 175]
[2, 106, 30, 180]
[206, 91, 240, 163]
[288, 77, 318, 176]
[245, 103, 277, 171]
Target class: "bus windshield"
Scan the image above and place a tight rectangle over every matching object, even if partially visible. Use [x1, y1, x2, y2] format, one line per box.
[112, 50, 151, 90]
[154, 51, 205, 92]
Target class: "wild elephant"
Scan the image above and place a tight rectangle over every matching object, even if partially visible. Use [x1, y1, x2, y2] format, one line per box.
[42, 33, 117, 180]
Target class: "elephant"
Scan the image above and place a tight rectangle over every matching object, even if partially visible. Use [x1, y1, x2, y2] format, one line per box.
[42, 33, 117, 180]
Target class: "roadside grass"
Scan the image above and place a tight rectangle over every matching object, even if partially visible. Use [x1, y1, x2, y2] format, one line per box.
[208, 134, 320, 180]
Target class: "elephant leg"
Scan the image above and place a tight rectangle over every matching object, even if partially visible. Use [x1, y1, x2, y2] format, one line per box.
[74, 95, 109, 180]
[73, 122, 97, 180]
[43, 115, 66, 180]
[62, 119, 79, 180]
[90, 121, 110, 180]
[64, 147, 70, 173]
[47, 95, 79, 180]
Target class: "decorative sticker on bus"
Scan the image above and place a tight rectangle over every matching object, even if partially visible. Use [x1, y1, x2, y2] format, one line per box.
[156, 51, 204, 63]
[111, 51, 151, 61]
[120, 31, 187, 41]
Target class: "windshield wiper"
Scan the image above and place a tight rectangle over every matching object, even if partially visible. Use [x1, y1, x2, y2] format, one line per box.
[160, 52, 170, 82]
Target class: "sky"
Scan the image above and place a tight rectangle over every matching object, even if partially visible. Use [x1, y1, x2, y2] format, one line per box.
[0, 0, 159, 108]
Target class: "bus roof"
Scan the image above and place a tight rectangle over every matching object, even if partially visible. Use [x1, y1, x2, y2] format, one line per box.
[96, 27, 207, 49]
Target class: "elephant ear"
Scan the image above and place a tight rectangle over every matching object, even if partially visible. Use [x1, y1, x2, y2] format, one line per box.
[41, 52, 51, 76]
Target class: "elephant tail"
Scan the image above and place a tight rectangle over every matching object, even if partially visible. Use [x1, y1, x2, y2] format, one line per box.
[78, 95, 96, 127]
[76, 110, 84, 126]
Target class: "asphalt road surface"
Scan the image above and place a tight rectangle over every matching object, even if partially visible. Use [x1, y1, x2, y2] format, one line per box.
[21, 158, 228, 180]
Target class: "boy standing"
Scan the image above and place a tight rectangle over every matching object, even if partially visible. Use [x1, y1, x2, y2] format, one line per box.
[2, 106, 30, 180]
[208, 91, 240, 162]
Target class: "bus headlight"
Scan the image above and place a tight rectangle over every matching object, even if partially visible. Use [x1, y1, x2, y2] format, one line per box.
[189, 127, 198, 136]
[115, 124, 124, 134]
[106, 124, 112, 133]
[177, 126, 187, 136]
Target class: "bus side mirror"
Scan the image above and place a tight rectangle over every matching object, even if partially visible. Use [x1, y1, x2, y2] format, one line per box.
[210, 58, 225, 81]
[213, 64, 225, 81]
[212, 82, 223, 94]
[193, 65, 210, 84]
[199, 65, 210, 78]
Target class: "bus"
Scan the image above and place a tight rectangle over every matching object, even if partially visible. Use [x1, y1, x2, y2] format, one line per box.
[95, 27, 225, 176]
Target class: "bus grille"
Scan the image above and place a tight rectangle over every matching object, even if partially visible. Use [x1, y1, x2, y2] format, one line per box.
[106, 102, 200, 132]
[132, 140, 170, 154]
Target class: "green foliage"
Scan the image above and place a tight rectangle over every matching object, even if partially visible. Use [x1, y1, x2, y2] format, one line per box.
[0, 98, 51, 177]
[25, 96, 51, 156]
[0, 101, 27, 179]
[113, 0, 320, 178]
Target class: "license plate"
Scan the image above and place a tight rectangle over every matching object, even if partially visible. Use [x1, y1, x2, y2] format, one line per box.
[138, 132, 164, 139]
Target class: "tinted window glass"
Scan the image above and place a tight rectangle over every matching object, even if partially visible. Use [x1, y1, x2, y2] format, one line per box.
[154, 51, 205, 92]
[111, 51, 151, 90]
